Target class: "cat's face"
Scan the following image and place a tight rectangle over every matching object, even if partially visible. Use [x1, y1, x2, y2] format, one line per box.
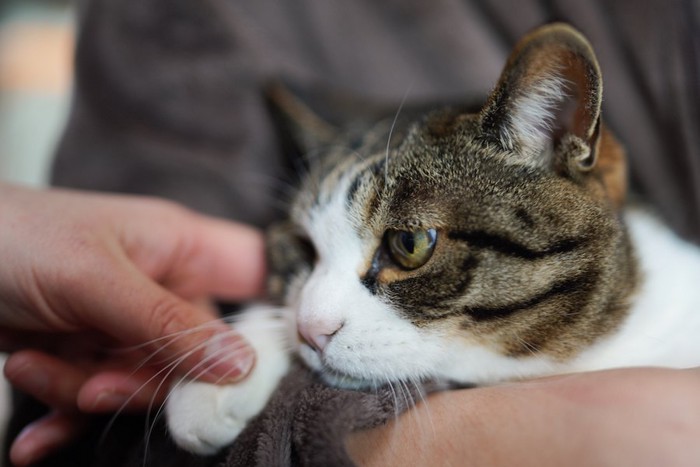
[268, 24, 637, 388]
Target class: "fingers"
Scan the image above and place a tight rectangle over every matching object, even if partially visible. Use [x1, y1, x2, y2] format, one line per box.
[68, 260, 256, 384]
[77, 369, 170, 413]
[116, 200, 266, 301]
[9, 410, 89, 467]
[4, 350, 170, 413]
[120, 212, 264, 383]
[4, 350, 88, 409]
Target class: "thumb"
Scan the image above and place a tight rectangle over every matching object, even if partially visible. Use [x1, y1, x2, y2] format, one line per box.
[140, 214, 267, 301]
[72, 257, 255, 384]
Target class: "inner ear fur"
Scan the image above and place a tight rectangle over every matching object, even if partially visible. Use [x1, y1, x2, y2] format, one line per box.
[480, 23, 603, 171]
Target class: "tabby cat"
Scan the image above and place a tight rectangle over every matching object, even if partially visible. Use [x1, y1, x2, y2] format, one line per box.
[166, 23, 700, 454]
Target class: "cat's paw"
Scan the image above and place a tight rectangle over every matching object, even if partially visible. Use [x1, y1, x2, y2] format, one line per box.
[166, 380, 252, 454]
[165, 306, 292, 455]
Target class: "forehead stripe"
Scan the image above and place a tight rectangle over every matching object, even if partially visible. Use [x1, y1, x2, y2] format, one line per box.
[345, 159, 385, 216]
[346, 172, 363, 207]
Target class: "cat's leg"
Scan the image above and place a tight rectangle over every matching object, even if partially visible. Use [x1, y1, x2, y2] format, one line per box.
[165, 305, 293, 455]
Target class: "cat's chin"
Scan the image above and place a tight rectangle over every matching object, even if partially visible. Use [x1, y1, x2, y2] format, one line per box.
[298, 342, 386, 390]
[318, 371, 376, 390]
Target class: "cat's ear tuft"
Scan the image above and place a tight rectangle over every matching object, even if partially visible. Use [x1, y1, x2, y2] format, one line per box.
[480, 23, 602, 171]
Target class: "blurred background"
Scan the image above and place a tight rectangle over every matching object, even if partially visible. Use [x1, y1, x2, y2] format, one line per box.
[0, 0, 75, 187]
[0, 0, 76, 459]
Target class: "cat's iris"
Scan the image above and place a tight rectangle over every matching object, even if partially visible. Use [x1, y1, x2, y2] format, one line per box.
[387, 228, 437, 270]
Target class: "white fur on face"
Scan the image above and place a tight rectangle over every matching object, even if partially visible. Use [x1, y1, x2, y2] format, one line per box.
[294, 175, 451, 387]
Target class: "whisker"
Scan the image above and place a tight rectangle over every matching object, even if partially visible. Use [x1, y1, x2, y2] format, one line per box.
[148, 315, 290, 431]
[384, 83, 414, 187]
[112, 321, 239, 396]
[112, 318, 225, 355]
[100, 338, 211, 448]
[100, 326, 248, 454]
[400, 378, 425, 457]
[386, 379, 403, 455]
[409, 376, 436, 458]
[142, 336, 251, 466]
[142, 315, 292, 462]
[119, 311, 256, 374]
[399, 379, 415, 418]
[509, 331, 557, 379]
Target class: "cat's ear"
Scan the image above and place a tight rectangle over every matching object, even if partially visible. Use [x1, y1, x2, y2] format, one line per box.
[480, 23, 602, 173]
[265, 83, 340, 155]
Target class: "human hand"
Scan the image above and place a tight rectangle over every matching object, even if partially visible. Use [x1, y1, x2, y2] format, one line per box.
[347, 367, 700, 466]
[0, 183, 266, 465]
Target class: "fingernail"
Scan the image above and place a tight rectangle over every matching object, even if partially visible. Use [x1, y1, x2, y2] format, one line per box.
[201, 333, 256, 383]
[11, 425, 38, 465]
[11, 421, 60, 466]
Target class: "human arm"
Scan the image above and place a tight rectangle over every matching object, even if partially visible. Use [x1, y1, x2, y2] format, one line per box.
[347, 367, 700, 466]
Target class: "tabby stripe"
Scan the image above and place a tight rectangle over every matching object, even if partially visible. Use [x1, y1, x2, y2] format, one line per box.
[463, 274, 594, 322]
[369, 158, 385, 177]
[448, 230, 583, 259]
[346, 159, 384, 208]
[346, 173, 362, 206]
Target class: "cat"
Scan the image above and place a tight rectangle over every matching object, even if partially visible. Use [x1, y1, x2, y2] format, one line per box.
[165, 23, 700, 454]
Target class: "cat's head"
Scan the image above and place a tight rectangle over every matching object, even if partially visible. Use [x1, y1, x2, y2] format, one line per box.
[267, 24, 637, 388]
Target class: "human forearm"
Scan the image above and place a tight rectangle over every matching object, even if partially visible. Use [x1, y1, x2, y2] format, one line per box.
[347, 368, 700, 467]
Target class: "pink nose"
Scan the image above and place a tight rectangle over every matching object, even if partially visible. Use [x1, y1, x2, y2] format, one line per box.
[298, 319, 343, 353]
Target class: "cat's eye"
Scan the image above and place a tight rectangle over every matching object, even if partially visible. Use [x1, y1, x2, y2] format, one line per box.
[386, 228, 437, 270]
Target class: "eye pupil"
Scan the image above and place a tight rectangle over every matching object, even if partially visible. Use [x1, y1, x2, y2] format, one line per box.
[386, 228, 438, 270]
[400, 232, 415, 254]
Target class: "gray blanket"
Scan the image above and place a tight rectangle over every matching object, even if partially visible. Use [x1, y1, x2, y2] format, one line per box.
[9, 0, 698, 465]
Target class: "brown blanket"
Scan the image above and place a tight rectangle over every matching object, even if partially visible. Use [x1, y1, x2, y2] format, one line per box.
[7, 0, 699, 465]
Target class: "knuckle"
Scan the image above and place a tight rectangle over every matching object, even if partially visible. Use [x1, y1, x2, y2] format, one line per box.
[54, 251, 104, 297]
[146, 295, 188, 345]
[144, 295, 204, 370]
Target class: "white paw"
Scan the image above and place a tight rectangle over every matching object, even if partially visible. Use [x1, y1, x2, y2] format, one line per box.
[165, 306, 292, 455]
[167, 381, 249, 454]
